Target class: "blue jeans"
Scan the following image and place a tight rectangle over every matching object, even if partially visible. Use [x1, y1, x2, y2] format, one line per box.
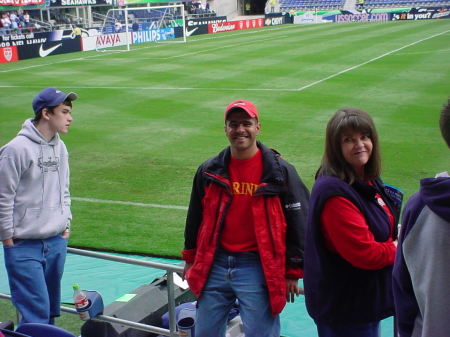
[195, 250, 280, 337]
[3, 235, 67, 326]
[317, 321, 380, 337]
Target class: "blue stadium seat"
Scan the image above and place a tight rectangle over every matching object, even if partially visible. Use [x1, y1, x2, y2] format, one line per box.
[362, 0, 444, 8]
[279, 0, 345, 10]
[0, 329, 31, 337]
[15, 324, 76, 337]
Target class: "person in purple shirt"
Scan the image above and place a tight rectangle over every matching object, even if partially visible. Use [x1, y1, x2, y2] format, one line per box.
[392, 99, 450, 337]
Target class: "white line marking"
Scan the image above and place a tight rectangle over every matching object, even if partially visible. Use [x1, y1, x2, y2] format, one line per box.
[72, 197, 188, 210]
[295, 29, 450, 91]
[0, 84, 297, 92]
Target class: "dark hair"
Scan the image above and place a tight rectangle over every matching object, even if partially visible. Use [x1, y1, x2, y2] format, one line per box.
[33, 99, 73, 122]
[316, 107, 381, 184]
[440, 99, 450, 148]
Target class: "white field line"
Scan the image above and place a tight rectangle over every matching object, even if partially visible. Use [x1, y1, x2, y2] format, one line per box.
[72, 196, 188, 210]
[295, 29, 450, 91]
[0, 84, 297, 91]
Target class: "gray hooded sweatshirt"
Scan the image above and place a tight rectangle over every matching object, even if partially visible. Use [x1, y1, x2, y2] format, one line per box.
[0, 118, 71, 240]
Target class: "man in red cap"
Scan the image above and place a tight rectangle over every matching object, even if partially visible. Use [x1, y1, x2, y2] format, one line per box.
[182, 99, 310, 337]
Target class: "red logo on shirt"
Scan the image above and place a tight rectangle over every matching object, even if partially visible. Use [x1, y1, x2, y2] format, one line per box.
[231, 182, 258, 196]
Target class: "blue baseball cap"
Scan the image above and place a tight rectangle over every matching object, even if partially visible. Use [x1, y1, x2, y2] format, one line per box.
[32, 87, 78, 115]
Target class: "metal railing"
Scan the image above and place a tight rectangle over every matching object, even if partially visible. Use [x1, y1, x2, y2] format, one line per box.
[29, 18, 53, 31]
[93, 12, 108, 21]
[64, 14, 90, 27]
[0, 247, 185, 337]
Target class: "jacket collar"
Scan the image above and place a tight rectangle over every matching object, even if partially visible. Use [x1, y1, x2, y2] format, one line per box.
[205, 141, 285, 186]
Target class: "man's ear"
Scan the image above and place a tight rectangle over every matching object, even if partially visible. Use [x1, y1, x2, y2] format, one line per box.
[41, 108, 51, 120]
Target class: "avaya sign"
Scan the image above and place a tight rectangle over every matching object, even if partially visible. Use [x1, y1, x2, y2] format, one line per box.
[208, 19, 264, 34]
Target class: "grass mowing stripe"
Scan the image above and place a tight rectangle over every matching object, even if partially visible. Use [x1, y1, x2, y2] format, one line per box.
[72, 197, 188, 210]
[0, 25, 299, 73]
[2, 27, 448, 93]
[296, 28, 450, 91]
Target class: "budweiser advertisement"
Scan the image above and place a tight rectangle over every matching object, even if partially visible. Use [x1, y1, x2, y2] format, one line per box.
[208, 19, 264, 34]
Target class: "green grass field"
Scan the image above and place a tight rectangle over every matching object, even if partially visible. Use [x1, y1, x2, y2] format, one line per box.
[1, 19, 449, 260]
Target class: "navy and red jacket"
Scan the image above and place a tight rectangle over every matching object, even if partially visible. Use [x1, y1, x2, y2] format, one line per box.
[304, 176, 401, 324]
[182, 142, 310, 316]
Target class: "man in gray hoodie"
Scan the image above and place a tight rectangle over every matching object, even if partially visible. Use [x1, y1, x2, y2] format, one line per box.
[392, 99, 450, 337]
[0, 87, 77, 325]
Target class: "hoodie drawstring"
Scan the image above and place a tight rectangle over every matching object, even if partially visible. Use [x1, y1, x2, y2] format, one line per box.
[52, 145, 64, 214]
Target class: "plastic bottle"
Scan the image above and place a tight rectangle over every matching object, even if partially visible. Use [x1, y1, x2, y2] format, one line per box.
[73, 283, 90, 320]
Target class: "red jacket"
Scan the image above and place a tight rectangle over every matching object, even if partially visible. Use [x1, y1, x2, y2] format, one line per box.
[182, 142, 309, 315]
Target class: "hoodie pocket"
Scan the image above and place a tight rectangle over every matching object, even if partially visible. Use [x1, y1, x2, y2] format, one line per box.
[16, 207, 69, 237]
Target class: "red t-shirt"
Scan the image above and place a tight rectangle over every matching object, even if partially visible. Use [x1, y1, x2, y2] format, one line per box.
[220, 149, 263, 252]
[320, 189, 396, 270]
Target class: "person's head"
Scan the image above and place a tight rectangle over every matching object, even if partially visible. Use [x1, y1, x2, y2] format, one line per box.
[317, 107, 381, 184]
[32, 87, 77, 135]
[224, 100, 260, 159]
[440, 99, 450, 148]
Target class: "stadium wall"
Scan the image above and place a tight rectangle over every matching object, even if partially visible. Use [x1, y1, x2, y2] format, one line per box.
[214, 0, 240, 19]
[294, 6, 450, 24]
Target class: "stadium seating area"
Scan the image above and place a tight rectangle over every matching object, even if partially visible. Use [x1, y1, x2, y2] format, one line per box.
[279, 0, 449, 10]
[279, 0, 344, 11]
[362, 0, 449, 7]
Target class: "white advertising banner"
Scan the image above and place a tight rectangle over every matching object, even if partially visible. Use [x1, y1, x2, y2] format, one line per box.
[82, 32, 131, 51]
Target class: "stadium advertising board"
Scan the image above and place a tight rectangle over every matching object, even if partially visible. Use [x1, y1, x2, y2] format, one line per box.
[0, 46, 19, 63]
[333, 12, 391, 22]
[264, 15, 285, 26]
[17, 38, 81, 60]
[82, 32, 129, 51]
[49, 0, 112, 6]
[186, 16, 227, 27]
[185, 17, 227, 37]
[208, 19, 264, 34]
[0, 0, 44, 6]
[0, 30, 77, 48]
[392, 7, 450, 20]
[293, 12, 324, 24]
[123, 0, 174, 4]
[132, 28, 174, 44]
[184, 24, 208, 37]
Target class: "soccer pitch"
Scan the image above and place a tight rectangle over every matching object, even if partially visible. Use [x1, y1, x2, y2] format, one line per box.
[1, 19, 449, 258]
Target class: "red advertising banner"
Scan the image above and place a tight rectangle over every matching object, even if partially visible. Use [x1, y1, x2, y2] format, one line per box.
[208, 19, 264, 34]
[0, 0, 44, 6]
[0, 45, 19, 63]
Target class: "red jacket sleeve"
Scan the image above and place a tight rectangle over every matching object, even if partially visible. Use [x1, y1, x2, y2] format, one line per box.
[286, 266, 304, 279]
[182, 248, 196, 264]
[320, 196, 396, 270]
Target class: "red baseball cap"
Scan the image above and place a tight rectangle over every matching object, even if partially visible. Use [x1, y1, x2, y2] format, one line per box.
[225, 100, 259, 121]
